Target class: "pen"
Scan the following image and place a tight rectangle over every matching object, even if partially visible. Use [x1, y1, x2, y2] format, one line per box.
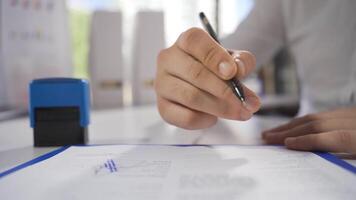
[199, 12, 246, 104]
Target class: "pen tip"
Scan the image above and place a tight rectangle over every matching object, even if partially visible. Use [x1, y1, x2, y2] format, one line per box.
[199, 12, 205, 18]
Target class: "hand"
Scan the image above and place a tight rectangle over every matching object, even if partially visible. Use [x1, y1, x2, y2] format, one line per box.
[262, 107, 356, 153]
[155, 28, 261, 130]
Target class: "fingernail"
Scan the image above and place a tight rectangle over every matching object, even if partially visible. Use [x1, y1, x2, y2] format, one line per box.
[244, 93, 261, 113]
[234, 58, 245, 77]
[219, 61, 235, 78]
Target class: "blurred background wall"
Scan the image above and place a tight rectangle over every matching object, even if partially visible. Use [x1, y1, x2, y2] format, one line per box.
[0, 0, 299, 119]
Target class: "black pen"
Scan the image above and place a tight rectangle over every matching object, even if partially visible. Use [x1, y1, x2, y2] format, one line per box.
[199, 12, 246, 104]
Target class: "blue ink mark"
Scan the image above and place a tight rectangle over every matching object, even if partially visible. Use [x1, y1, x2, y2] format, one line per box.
[110, 159, 117, 172]
[94, 159, 118, 175]
[105, 159, 117, 173]
[107, 161, 112, 172]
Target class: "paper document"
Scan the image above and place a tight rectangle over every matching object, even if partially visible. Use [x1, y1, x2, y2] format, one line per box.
[0, 145, 355, 199]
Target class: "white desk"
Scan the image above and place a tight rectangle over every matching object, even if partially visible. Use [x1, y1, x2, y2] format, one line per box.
[0, 105, 355, 173]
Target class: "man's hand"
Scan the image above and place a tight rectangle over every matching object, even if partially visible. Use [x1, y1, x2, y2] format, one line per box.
[262, 107, 356, 153]
[155, 28, 261, 130]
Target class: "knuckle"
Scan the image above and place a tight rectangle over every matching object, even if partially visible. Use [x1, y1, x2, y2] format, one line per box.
[308, 121, 324, 133]
[179, 111, 200, 129]
[157, 48, 168, 63]
[188, 61, 205, 80]
[221, 84, 234, 100]
[157, 98, 196, 129]
[219, 101, 230, 117]
[180, 86, 201, 107]
[241, 50, 256, 67]
[156, 48, 171, 69]
[178, 28, 205, 51]
[153, 74, 166, 95]
[202, 46, 222, 69]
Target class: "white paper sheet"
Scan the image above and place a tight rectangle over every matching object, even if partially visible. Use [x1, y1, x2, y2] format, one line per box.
[0, 145, 355, 200]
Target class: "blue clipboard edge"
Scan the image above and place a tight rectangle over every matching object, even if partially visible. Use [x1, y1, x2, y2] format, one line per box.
[0, 146, 70, 179]
[313, 151, 356, 175]
[0, 145, 355, 179]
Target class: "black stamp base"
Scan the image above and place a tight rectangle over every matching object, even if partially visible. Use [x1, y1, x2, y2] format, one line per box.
[34, 107, 87, 147]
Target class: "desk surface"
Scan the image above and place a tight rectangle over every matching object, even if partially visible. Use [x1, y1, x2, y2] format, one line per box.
[0, 105, 355, 173]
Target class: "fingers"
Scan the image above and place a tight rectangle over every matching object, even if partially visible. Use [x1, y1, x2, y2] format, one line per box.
[158, 45, 260, 115]
[263, 107, 356, 134]
[158, 45, 233, 100]
[285, 130, 356, 153]
[155, 72, 251, 120]
[262, 114, 321, 134]
[157, 96, 217, 130]
[229, 50, 256, 79]
[231, 83, 261, 114]
[263, 118, 356, 144]
[176, 28, 255, 81]
[325, 106, 356, 118]
[155, 27, 260, 129]
[261, 107, 356, 153]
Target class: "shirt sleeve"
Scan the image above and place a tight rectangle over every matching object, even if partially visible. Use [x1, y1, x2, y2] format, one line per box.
[221, 0, 286, 68]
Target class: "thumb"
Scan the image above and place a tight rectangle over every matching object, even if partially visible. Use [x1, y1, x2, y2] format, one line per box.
[228, 50, 256, 79]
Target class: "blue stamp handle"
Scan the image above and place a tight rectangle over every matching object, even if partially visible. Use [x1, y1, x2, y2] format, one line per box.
[29, 78, 90, 127]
